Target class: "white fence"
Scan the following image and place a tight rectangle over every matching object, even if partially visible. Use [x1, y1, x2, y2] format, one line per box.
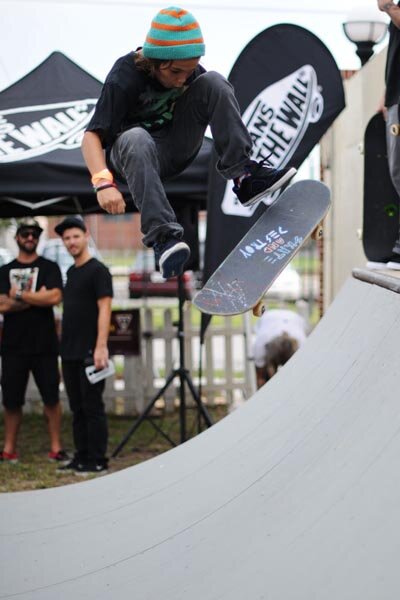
[11, 304, 253, 415]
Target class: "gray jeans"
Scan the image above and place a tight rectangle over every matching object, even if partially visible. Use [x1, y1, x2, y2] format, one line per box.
[110, 71, 252, 246]
[386, 104, 400, 194]
[386, 104, 400, 251]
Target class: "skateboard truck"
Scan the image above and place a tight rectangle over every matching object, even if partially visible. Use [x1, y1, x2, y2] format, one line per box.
[311, 222, 324, 241]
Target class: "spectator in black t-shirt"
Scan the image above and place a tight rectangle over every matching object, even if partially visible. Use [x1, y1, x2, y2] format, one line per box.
[377, 0, 400, 269]
[55, 217, 113, 476]
[82, 6, 296, 281]
[0, 218, 65, 464]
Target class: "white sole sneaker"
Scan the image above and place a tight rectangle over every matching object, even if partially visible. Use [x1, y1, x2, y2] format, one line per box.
[386, 261, 400, 270]
[241, 167, 297, 208]
[366, 261, 389, 270]
[159, 242, 190, 279]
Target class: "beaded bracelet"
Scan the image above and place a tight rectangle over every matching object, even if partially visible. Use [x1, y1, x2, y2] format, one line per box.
[93, 182, 118, 193]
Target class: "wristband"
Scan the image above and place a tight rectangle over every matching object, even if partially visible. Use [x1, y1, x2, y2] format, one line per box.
[94, 183, 118, 193]
[91, 169, 114, 186]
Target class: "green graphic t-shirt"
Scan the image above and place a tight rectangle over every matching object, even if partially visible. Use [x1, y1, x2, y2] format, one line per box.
[86, 51, 205, 149]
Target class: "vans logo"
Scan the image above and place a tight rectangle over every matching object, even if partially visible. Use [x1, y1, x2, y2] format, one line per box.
[0, 99, 97, 163]
[221, 65, 323, 217]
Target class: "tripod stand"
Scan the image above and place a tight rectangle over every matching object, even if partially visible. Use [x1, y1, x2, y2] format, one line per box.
[112, 274, 213, 457]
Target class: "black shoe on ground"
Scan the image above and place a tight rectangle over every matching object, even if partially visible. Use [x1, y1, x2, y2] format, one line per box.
[48, 449, 70, 464]
[392, 239, 400, 255]
[366, 260, 388, 270]
[386, 255, 400, 270]
[233, 160, 297, 207]
[56, 456, 83, 473]
[75, 461, 108, 476]
[153, 237, 190, 279]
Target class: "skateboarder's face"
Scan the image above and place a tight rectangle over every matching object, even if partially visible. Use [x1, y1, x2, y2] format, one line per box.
[155, 57, 200, 89]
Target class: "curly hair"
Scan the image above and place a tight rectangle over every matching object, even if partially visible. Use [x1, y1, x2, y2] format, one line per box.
[134, 51, 171, 77]
[263, 333, 299, 380]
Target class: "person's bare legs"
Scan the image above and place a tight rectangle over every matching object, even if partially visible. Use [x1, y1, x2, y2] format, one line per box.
[43, 402, 62, 453]
[3, 407, 22, 454]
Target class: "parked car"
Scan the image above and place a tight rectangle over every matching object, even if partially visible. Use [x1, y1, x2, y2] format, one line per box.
[129, 250, 195, 300]
[39, 238, 101, 283]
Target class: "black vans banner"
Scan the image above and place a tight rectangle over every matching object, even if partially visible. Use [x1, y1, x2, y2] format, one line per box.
[201, 24, 345, 336]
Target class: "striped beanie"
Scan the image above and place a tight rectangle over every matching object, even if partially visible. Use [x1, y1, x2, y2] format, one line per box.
[143, 7, 205, 60]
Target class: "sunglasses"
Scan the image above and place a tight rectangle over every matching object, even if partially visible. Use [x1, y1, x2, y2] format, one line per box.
[19, 230, 40, 240]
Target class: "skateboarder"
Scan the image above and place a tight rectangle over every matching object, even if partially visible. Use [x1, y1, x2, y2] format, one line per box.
[377, 0, 400, 268]
[82, 6, 296, 281]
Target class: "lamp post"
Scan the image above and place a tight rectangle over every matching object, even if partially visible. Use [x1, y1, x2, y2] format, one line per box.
[343, 7, 388, 66]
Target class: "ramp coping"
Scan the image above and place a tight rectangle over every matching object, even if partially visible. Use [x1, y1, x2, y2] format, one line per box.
[352, 268, 400, 294]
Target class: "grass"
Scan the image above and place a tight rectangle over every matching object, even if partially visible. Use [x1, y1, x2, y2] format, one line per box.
[0, 406, 228, 493]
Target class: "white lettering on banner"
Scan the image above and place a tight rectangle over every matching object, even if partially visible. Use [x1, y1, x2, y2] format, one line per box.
[0, 100, 97, 162]
[0, 138, 22, 156]
[8, 122, 53, 147]
[221, 65, 324, 217]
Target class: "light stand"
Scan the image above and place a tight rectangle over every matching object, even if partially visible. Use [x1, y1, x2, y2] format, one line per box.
[112, 274, 213, 457]
[342, 11, 388, 67]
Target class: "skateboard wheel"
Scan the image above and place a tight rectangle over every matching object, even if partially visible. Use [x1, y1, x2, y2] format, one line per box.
[391, 124, 400, 137]
[311, 224, 323, 240]
[252, 302, 265, 317]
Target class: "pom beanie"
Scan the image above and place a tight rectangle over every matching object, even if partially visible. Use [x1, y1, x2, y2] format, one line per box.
[142, 6, 205, 60]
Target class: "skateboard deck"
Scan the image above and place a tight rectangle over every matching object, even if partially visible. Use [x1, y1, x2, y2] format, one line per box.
[193, 180, 331, 316]
[363, 112, 400, 263]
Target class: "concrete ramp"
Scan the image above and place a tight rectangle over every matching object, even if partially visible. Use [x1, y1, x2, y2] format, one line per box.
[1, 271, 400, 599]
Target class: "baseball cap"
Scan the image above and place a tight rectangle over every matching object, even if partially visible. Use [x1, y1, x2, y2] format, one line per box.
[55, 216, 87, 236]
[16, 218, 43, 235]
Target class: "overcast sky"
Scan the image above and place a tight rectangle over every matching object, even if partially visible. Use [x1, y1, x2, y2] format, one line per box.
[0, 0, 388, 90]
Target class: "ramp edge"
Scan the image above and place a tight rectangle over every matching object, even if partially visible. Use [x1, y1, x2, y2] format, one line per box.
[352, 268, 400, 294]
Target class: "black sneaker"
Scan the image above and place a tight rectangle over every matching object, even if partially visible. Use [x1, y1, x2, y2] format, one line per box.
[153, 237, 190, 279]
[56, 456, 83, 473]
[386, 255, 400, 270]
[392, 239, 400, 255]
[233, 160, 297, 207]
[75, 461, 108, 476]
[48, 449, 70, 464]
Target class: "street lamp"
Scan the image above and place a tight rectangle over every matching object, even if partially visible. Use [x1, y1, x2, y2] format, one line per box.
[343, 7, 388, 66]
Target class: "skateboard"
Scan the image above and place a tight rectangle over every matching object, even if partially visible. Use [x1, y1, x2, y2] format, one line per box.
[193, 180, 331, 317]
[363, 112, 400, 263]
